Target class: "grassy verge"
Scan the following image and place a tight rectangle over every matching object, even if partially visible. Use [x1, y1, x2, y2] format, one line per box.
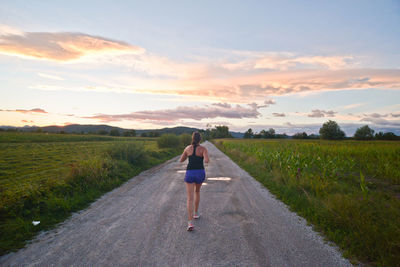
[0, 135, 180, 255]
[213, 139, 400, 266]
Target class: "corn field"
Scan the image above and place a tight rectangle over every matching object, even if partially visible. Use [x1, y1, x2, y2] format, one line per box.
[214, 139, 400, 266]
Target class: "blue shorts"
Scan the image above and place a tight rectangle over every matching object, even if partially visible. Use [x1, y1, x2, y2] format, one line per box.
[184, 169, 206, 184]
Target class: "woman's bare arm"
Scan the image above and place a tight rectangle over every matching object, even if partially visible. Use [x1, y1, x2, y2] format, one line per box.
[179, 147, 189, 162]
[203, 147, 209, 163]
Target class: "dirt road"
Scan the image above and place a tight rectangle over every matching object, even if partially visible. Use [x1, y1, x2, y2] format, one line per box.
[1, 141, 351, 266]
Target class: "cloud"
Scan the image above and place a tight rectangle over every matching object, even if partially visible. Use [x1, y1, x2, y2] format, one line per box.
[135, 68, 400, 102]
[264, 99, 276, 105]
[337, 102, 366, 110]
[364, 113, 388, 118]
[0, 31, 143, 61]
[0, 25, 24, 36]
[37, 73, 64, 80]
[2, 108, 48, 114]
[272, 113, 286, 117]
[391, 113, 400, 118]
[211, 102, 231, 108]
[253, 54, 353, 70]
[83, 103, 261, 122]
[2, 27, 399, 103]
[360, 112, 400, 126]
[217, 50, 354, 71]
[308, 109, 337, 118]
[360, 117, 395, 126]
[29, 84, 127, 93]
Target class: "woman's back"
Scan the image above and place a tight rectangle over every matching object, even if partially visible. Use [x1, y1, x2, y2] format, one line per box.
[186, 145, 204, 170]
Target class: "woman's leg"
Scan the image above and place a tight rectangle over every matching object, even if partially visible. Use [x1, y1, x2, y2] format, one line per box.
[194, 183, 202, 213]
[185, 182, 195, 220]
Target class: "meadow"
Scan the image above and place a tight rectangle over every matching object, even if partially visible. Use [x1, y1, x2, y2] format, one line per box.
[0, 132, 182, 255]
[213, 139, 400, 266]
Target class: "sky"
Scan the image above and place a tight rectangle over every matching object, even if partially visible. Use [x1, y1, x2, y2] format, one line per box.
[1, 0, 400, 135]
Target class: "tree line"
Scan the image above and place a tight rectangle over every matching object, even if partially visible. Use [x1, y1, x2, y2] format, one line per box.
[2, 121, 398, 140]
[244, 120, 399, 140]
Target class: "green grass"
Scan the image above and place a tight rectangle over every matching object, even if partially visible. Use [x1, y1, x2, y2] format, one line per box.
[0, 131, 157, 143]
[213, 139, 400, 266]
[0, 132, 181, 255]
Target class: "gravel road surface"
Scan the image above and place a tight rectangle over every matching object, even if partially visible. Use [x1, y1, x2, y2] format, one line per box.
[1, 141, 351, 266]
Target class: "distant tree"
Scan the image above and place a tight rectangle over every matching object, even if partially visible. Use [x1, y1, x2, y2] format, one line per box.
[253, 133, 262, 139]
[354, 125, 374, 140]
[147, 131, 161, 137]
[199, 125, 232, 139]
[0, 128, 4, 131]
[293, 132, 308, 139]
[141, 132, 148, 137]
[210, 126, 232, 138]
[123, 130, 136, 137]
[319, 120, 345, 140]
[98, 130, 108, 135]
[244, 128, 254, 138]
[375, 131, 384, 140]
[109, 129, 120, 136]
[383, 132, 398, 140]
[259, 129, 266, 138]
[35, 128, 42, 133]
[200, 128, 212, 140]
[275, 133, 288, 139]
[258, 128, 275, 138]
[375, 132, 398, 140]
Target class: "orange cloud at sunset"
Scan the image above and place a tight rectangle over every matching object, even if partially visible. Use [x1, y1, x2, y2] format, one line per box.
[0, 31, 144, 61]
[133, 68, 400, 103]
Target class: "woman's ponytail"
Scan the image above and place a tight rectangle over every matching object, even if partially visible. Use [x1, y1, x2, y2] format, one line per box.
[191, 131, 201, 146]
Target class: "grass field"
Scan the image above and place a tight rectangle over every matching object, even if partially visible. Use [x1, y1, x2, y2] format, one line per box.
[0, 132, 181, 255]
[213, 139, 400, 266]
[0, 131, 156, 143]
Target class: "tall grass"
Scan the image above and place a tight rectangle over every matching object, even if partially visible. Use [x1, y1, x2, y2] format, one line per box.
[213, 139, 400, 266]
[157, 134, 181, 148]
[0, 136, 180, 255]
[179, 133, 192, 147]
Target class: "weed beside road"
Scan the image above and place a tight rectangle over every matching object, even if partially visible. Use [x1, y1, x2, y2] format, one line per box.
[213, 139, 400, 266]
[0, 133, 180, 255]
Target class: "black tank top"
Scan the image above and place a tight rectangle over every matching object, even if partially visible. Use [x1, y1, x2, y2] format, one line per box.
[187, 145, 204, 170]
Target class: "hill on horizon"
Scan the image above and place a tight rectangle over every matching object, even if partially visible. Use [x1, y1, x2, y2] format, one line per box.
[0, 124, 244, 137]
[0, 124, 197, 134]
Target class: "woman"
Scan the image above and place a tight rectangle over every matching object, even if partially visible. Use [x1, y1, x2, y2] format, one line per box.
[179, 132, 209, 231]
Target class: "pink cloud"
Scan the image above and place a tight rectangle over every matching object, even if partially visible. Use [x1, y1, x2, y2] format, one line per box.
[3, 27, 398, 103]
[83, 103, 261, 122]
[308, 109, 337, 118]
[4, 108, 48, 114]
[134, 69, 400, 102]
[0, 31, 143, 61]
